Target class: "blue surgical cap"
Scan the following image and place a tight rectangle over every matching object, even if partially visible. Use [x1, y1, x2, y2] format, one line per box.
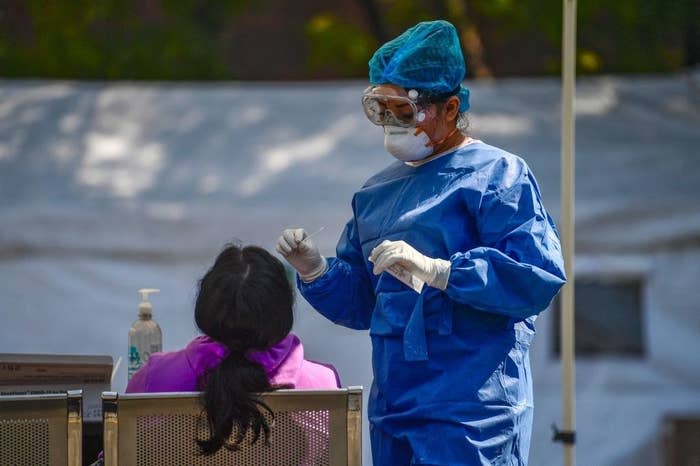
[369, 20, 470, 112]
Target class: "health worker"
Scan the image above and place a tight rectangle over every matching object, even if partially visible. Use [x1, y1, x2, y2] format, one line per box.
[277, 20, 566, 466]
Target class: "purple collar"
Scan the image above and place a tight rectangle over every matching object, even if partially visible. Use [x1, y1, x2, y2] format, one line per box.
[184, 333, 304, 386]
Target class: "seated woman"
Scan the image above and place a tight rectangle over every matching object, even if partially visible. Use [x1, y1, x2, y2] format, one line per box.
[127, 244, 340, 455]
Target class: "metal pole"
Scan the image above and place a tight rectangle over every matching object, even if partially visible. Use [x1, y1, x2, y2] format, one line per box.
[560, 0, 577, 465]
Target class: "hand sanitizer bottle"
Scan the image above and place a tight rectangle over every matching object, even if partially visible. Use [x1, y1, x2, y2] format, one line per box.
[128, 288, 162, 381]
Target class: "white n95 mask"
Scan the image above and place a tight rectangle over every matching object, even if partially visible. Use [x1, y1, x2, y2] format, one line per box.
[383, 126, 433, 162]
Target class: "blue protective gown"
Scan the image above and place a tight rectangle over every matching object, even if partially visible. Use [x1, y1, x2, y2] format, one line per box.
[298, 141, 566, 465]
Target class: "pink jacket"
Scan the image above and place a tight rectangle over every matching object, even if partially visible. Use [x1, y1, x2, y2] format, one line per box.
[126, 333, 340, 392]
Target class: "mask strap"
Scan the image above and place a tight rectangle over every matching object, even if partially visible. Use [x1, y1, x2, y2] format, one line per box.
[426, 126, 459, 148]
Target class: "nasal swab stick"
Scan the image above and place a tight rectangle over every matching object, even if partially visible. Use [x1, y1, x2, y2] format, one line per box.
[301, 226, 326, 244]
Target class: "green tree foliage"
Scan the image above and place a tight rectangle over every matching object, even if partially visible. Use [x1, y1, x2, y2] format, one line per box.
[0, 0, 695, 79]
[303, 0, 694, 78]
[304, 13, 379, 77]
[483, 0, 685, 73]
[0, 0, 252, 79]
[457, 0, 694, 74]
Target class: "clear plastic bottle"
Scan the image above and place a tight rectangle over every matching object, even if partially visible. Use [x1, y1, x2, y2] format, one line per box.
[128, 288, 162, 381]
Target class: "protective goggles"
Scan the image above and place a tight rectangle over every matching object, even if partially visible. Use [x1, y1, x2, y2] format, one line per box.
[361, 86, 430, 128]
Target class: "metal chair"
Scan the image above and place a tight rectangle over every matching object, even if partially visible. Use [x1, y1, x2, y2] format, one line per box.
[102, 387, 362, 466]
[0, 390, 82, 466]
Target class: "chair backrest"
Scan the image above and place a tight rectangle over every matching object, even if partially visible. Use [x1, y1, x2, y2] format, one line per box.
[102, 387, 362, 466]
[0, 390, 82, 466]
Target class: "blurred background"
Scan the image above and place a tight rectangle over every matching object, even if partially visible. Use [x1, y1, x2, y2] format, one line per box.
[1, 1, 699, 465]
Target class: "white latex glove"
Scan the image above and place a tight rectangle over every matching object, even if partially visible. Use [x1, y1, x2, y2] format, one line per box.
[369, 240, 451, 290]
[276, 228, 328, 282]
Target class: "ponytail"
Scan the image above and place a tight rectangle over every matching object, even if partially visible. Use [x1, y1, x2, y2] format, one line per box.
[197, 348, 274, 454]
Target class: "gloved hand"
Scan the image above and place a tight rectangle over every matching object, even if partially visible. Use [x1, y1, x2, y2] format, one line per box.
[276, 228, 328, 282]
[369, 240, 451, 290]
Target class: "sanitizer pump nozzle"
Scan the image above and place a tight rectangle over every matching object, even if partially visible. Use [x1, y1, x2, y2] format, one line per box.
[128, 288, 162, 381]
[138, 288, 159, 317]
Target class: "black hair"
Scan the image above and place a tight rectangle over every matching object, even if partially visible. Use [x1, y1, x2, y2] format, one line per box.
[194, 244, 294, 455]
[415, 84, 462, 106]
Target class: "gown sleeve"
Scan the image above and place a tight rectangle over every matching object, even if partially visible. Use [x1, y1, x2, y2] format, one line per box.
[297, 197, 376, 330]
[444, 159, 566, 319]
